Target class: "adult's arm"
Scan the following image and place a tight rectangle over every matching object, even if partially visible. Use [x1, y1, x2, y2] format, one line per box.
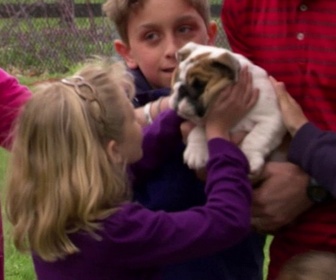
[288, 122, 336, 197]
[0, 68, 32, 149]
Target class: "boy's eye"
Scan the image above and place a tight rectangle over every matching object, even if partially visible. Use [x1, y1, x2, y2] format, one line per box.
[144, 32, 160, 41]
[178, 25, 192, 34]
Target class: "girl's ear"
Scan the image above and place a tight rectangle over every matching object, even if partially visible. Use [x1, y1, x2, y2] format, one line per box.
[114, 39, 138, 69]
[106, 140, 123, 164]
[207, 20, 218, 46]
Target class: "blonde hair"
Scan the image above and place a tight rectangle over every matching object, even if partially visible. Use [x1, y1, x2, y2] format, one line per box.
[277, 251, 336, 280]
[6, 57, 135, 262]
[103, 0, 211, 44]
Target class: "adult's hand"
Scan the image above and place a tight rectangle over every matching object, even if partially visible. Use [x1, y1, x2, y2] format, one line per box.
[270, 76, 308, 136]
[251, 161, 313, 233]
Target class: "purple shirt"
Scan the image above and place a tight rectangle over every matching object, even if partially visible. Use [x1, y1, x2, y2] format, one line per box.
[33, 111, 252, 280]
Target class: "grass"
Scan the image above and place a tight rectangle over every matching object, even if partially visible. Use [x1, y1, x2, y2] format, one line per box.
[0, 148, 36, 280]
[264, 236, 272, 279]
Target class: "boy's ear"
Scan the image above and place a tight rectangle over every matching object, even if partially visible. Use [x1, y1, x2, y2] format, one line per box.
[114, 39, 138, 69]
[207, 21, 218, 46]
[106, 139, 123, 164]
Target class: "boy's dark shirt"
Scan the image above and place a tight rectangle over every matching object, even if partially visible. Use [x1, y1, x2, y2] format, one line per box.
[130, 68, 206, 211]
[130, 68, 265, 280]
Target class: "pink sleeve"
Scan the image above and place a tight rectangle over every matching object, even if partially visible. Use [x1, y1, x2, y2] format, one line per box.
[0, 68, 32, 149]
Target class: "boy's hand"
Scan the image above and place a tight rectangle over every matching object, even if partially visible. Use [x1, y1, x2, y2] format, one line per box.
[205, 66, 259, 140]
[270, 76, 308, 136]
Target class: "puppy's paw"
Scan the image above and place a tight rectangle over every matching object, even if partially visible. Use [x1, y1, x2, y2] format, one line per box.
[184, 143, 209, 170]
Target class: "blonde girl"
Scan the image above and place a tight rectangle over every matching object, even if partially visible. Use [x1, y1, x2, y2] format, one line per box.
[6, 58, 257, 280]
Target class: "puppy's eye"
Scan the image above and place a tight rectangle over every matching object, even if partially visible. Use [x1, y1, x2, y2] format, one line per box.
[191, 78, 206, 94]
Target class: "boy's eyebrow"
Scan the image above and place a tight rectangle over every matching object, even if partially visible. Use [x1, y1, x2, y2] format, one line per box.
[175, 14, 202, 24]
[136, 14, 201, 30]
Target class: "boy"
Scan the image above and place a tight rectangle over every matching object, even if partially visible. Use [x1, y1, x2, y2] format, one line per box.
[103, 1, 264, 279]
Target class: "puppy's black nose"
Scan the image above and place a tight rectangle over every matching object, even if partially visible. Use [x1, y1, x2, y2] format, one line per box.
[177, 84, 188, 100]
[177, 83, 206, 118]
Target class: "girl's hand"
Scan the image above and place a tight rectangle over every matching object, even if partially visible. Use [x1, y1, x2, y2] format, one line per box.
[270, 76, 308, 136]
[205, 66, 259, 140]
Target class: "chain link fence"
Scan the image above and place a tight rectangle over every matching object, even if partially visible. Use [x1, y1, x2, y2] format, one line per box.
[0, 0, 228, 75]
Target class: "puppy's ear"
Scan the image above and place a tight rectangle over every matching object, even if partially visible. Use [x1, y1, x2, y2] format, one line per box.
[176, 48, 192, 62]
[216, 52, 240, 81]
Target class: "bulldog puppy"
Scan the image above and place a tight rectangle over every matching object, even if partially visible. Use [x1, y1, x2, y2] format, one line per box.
[170, 42, 287, 177]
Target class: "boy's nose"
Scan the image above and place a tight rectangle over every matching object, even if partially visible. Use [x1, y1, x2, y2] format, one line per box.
[164, 36, 183, 58]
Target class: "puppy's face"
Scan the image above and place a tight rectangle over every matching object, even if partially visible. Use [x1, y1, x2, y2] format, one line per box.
[169, 42, 241, 123]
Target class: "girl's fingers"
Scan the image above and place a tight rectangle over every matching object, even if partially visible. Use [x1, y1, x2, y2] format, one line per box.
[238, 68, 254, 105]
[237, 66, 249, 92]
[216, 85, 233, 103]
[248, 88, 259, 108]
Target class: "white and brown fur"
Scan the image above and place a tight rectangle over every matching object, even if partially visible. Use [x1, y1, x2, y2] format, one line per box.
[169, 42, 287, 177]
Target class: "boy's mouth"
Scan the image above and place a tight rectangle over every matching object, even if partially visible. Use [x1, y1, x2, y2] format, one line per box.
[162, 67, 175, 73]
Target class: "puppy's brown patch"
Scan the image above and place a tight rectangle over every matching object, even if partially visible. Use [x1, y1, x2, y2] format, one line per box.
[185, 53, 238, 106]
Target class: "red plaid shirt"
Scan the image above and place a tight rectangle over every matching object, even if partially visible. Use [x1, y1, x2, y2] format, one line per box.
[222, 1, 336, 279]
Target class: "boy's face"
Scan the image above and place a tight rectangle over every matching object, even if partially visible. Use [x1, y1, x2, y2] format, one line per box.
[115, 0, 217, 89]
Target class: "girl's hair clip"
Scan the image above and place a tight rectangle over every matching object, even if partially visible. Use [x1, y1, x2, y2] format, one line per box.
[61, 76, 97, 101]
[61, 75, 106, 125]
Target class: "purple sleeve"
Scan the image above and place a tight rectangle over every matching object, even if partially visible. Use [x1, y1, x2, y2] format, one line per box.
[0, 68, 32, 149]
[288, 122, 336, 196]
[105, 138, 252, 268]
[130, 109, 183, 179]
